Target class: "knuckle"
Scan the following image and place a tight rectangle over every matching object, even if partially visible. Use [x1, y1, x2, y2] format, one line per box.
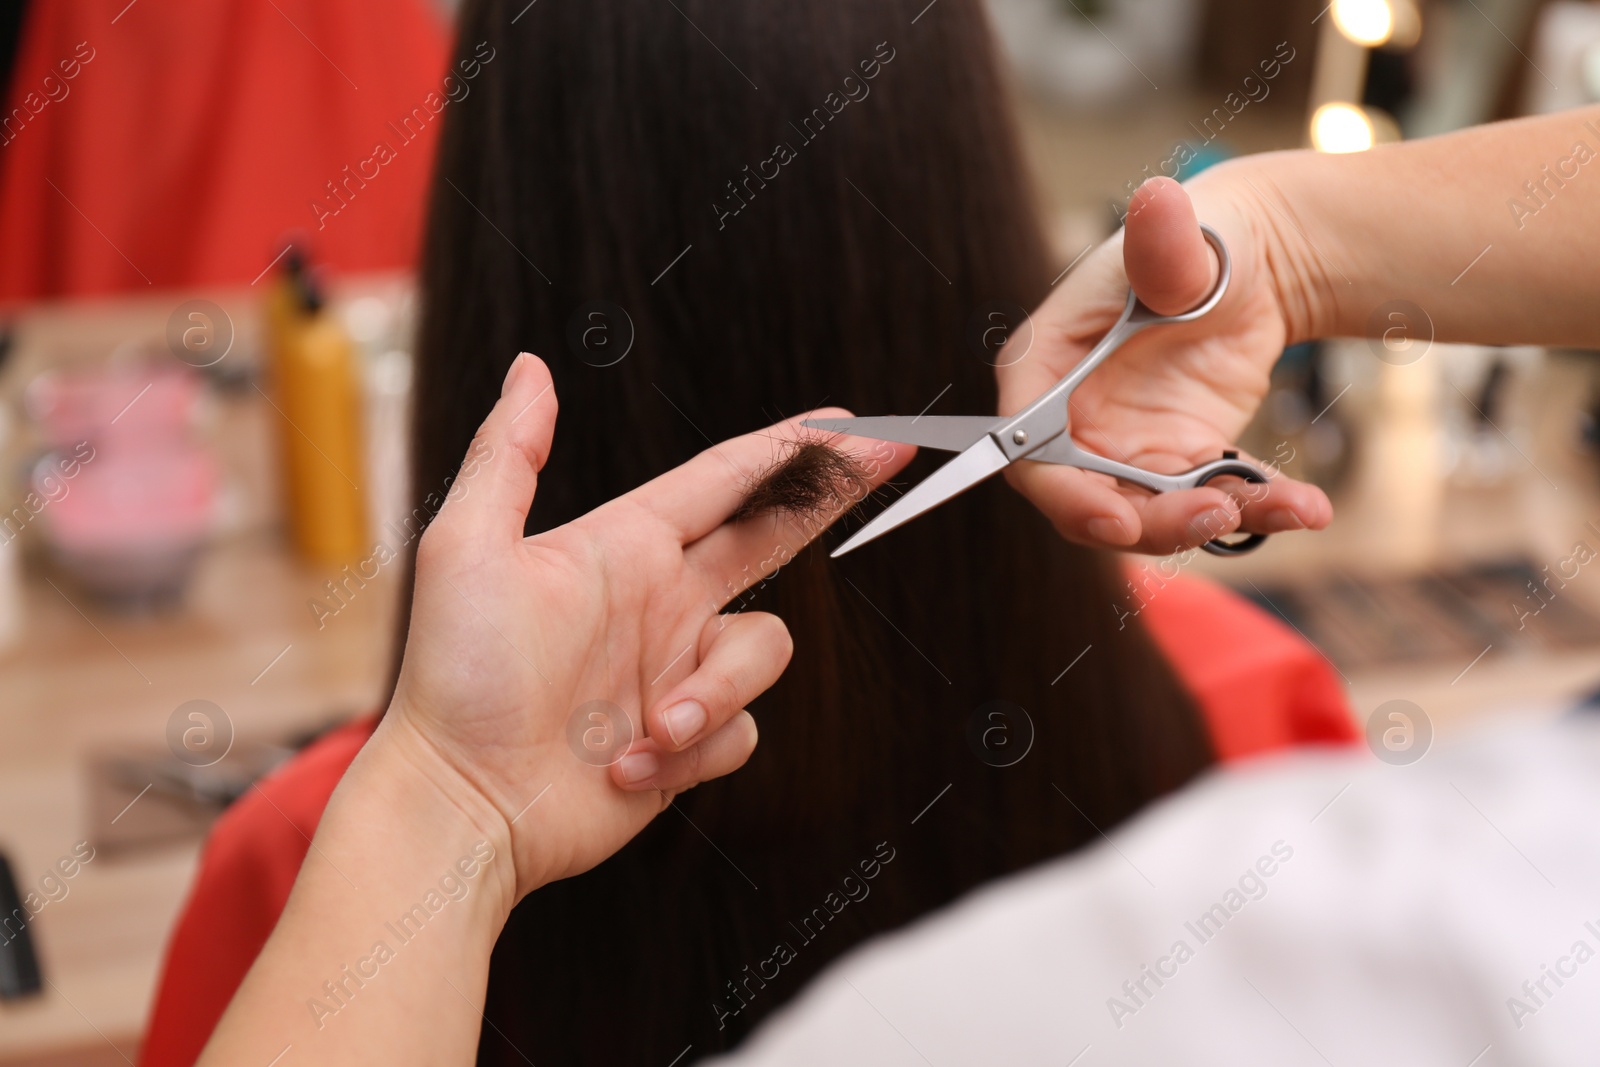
[705, 669, 742, 713]
[742, 611, 792, 660]
[735, 710, 759, 755]
[765, 616, 795, 665]
[677, 737, 709, 785]
[506, 425, 551, 474]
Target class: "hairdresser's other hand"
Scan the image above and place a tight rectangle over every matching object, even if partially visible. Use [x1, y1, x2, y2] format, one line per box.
[373, 354, 912, 902]
[998, 170, 1332, 554]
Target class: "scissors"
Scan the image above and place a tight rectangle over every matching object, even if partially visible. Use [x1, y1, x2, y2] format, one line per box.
[805, 224, 1270, 559]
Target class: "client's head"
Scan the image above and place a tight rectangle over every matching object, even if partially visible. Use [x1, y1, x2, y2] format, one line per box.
[409, 1, 1215, 1062]
[412, 0, 1053, 528]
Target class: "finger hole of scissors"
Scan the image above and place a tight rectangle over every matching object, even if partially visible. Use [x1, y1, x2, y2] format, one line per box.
[1127, 224, 1232, 326]
[1194, 463, 1268, 555]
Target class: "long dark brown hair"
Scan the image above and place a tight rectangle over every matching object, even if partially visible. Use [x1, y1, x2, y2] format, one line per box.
[408, 1, 1214, 1061]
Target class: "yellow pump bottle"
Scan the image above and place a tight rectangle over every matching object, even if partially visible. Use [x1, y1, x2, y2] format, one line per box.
[263, 252, 367, 565]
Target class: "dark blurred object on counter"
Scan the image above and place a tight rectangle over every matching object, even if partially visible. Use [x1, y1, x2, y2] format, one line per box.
[0, 849, 44, 1001]
[87, 740, 295, 855]
[1241, 554, 1600, 671]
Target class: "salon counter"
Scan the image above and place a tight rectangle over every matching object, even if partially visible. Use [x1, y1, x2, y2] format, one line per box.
[0, 283, 405, 1065]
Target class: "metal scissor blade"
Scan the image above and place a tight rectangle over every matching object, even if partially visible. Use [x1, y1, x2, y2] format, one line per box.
[802, 415, 999, 454]
[831, 435, 1011, 558]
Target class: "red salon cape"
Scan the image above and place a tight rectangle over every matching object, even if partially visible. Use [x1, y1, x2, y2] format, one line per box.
[0, 0, 448, 302]
[139, 574, 1356, 1067]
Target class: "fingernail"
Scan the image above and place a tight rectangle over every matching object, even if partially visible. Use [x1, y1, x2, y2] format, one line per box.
[1259, 507, 1306, 533]
[1086, 517, 1132, 545]
[501, 352, 531, 398]
[618, 751, 658, 785]
[662, 700, 707, 747]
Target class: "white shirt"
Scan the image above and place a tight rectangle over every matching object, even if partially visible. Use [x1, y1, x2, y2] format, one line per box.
[716, 717, 1600, 1065]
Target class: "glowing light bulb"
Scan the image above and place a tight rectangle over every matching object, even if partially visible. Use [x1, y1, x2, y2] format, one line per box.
[1311, 103, 1376, 154]
[1332, 0, 1395, 47]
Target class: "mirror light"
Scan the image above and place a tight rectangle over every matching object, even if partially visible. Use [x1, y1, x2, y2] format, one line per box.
[1311, 102, 1376, 153]
[1332, 0, 1395, 47]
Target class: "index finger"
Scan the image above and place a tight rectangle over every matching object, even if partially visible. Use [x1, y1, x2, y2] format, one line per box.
[685, 417, 915, 606]
[624, 408, 914, 549]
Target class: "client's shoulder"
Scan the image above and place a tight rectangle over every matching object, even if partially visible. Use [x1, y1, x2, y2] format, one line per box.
[209, 715, 376, 862]
[1135, 569, 1357, 759]
[1132, 565, 1310, 670]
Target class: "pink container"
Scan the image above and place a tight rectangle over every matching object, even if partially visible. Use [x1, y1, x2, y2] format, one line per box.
[25, 364, 218, 608]
[27, 364, 202, 452]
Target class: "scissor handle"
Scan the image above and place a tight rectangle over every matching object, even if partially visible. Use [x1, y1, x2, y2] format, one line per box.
[1124, 224, 1233, 329]
[1021, 436, 1271, 554]
[1191, 458, 1267, 556]
[994, 224, 1233, 463]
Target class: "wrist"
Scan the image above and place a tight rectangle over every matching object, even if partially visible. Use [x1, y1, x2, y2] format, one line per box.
[1186, 151, 1347, 347]
[199, 715, 515, 1065]
[347, 711, 520, 923]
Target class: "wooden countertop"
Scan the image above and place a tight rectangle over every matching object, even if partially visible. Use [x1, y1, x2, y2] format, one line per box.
[0, 528, 401, 1064]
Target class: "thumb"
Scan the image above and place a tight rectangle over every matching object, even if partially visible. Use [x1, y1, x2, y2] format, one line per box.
[1124, 177, 1217, 316]
[428, 352, 558, 553]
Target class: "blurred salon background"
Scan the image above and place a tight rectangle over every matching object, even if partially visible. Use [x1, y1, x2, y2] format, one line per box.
[1, 0, 1598, 1062]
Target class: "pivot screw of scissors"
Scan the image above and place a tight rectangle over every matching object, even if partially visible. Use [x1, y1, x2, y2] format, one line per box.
[1012, 430, 1028, 445]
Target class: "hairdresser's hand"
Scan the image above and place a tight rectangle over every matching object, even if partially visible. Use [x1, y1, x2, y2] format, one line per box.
[999, 169, 1332, 554]
[375, 354, 911, 901]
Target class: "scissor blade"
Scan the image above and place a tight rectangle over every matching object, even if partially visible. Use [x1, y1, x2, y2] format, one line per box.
[803, 415, 998, 454]
[831, 435, 1010, 558]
